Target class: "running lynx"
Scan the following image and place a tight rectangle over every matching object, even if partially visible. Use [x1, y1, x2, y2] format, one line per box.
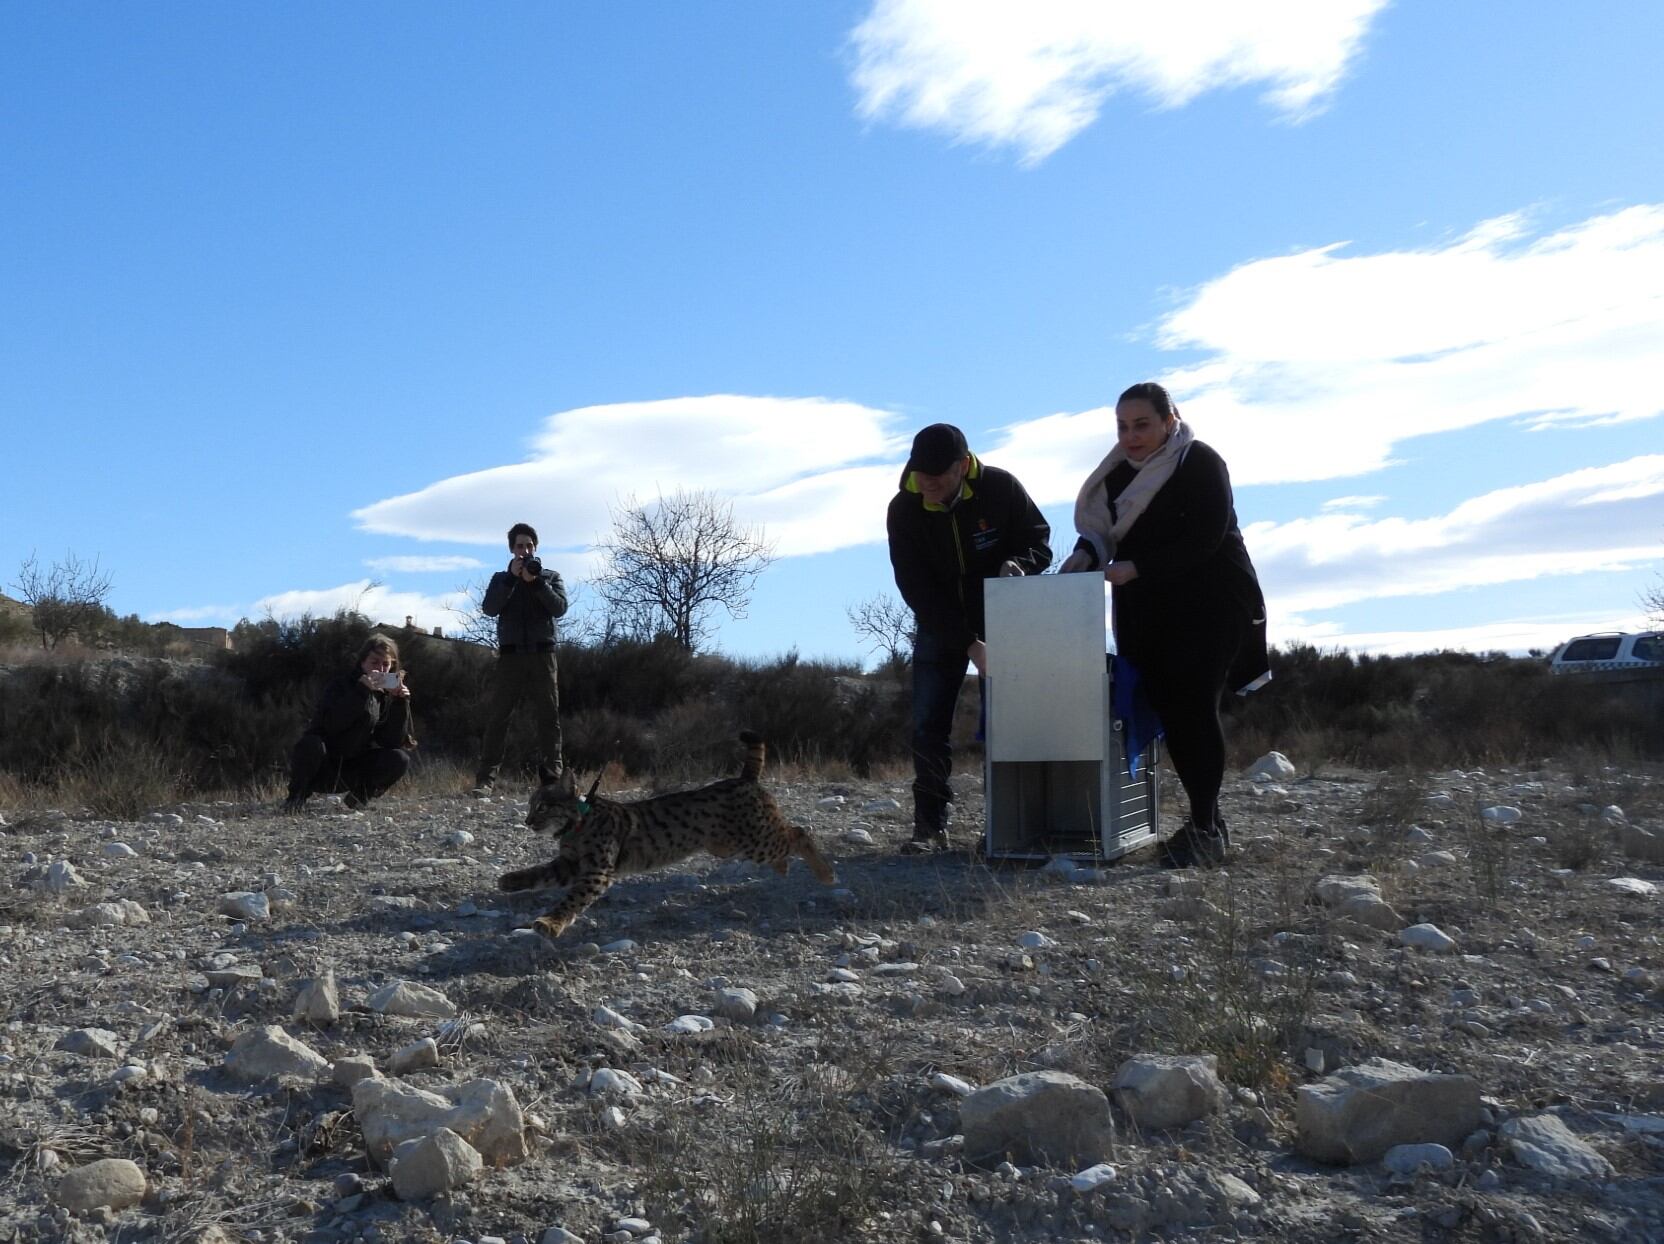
[498, 732, 836, 939]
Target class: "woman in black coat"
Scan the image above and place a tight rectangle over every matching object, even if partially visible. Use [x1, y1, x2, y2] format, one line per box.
[1062, 382, 1268, 867]
[282, 633, 414, 811]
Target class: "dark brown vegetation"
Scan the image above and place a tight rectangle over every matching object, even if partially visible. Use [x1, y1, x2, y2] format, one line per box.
[1, 609, 1659, 814]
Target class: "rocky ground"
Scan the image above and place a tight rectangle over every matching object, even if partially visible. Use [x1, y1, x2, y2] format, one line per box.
[1, 753, 1662, 1244]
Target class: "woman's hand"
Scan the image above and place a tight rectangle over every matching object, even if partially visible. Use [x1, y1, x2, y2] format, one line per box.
[389, 680, 412, 700]
[997, 559, 1024, 577]
[1058, 549, 1093, 574]
[1105, 561, 1139, 586]
[967, 639, 988, 677]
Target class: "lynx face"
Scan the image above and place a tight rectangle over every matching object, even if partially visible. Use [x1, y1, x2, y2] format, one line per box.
[525, 770, 581, 834]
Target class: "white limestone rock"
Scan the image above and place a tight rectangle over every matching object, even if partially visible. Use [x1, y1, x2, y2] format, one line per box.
[1500, 1114, 1614, 1179]
[712, 987, 759, 1024]
[352, 1076, 528, 1168]
[224, 1025, 330, 1082]
[960, 1070, 1114, 1167]
[1383, 1143, 1455, 1175]
[1244, 751, 1296, 782]
[390, 1037, 440, 1074]
[292, 970, 341, 1025]
[1111, 1054, 1228, 1130]
[43, 860, 88, 893]
[54, 1158, 146, 1212]
[366, 981, 458, 1018]
[389, 1127, 482, 1200]
[56, 1028, 122, 1059]
[217, 891, 270, 922]
[1296, 1058, 1482, 1164]
[1606, 876, 1657, 897]
[1481, 805, 1522, 824]
[1400, 923, 1458, 953]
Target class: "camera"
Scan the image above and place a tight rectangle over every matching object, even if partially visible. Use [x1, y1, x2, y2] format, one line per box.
[522, 556, 543, 576]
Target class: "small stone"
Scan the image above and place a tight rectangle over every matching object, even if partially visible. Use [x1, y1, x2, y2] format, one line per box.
[1244, 752, 1296, 782]
[1382, 1143, 1455, 1175]
[587, 1068, 645, 1096]
[56, 1028, 122, 1059]
[55, 1158, 146, 1212]
[1400, 924, 1458, 954]
[841, 827, 875, 845]
[664, 1015, 714, 1035]
[1069, 1162, 1118, 1192]
[817, 795, 846, 807]
[43, 860, 89, 893]
[1111, 1054, 1228, 1129]
[1606, 876, 1657, 897]
[862, 798, 902, 813]
[931, 1072, 974, 1097]
[366, 981, 457, 1018]
[292, 971, 341, 1025]
[1017, 931, 1056, 950]
[225, 1026, 330, 1081]
[217, 891, 270, 921]
[1481, 806, 1522, 824]
[389, 1037, 440, 1074]
[103, 842, 138, 858]
[332, 1054, 379, 1088]
[593, 1005, 642, 1032]
[541, 1230, 584, 1244]
[389, 1127, 482, 1200]
[442, 830, 474, 848]
[600, 938, 638, 954]
[712, 987, 759, 1024]
[1499, 1113, 1614, 1178]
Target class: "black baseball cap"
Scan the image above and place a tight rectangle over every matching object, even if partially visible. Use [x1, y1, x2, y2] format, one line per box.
[906, 423, 969, 475]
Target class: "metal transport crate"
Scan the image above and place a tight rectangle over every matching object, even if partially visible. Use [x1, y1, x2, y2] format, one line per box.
[981, 573, 1160, 863]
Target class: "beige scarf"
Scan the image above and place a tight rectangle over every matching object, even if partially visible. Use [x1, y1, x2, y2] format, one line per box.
[1072, 418, 1195, 566]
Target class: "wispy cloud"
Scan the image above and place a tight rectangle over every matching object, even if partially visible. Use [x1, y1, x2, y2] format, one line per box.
[1250, 456, 1664, 616]
[1321, 495, 1386, 512]
[148, 605, 242, 624]
[1278, 610, 1656, 658]
[254, 581, 475, 632]
[364, 555, 486, 575]
[848, 0, 1387, 164]
[1157, 206, 1664, 486]
[352, 395, 906, 559]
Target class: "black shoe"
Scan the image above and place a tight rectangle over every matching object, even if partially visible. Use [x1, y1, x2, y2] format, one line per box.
[468, 781, 493, 798]
[280, 794, 307, 815]
[343, 791, 366, 811]
[1158, 817, 1230, 869]
[901, 829, 950, 855]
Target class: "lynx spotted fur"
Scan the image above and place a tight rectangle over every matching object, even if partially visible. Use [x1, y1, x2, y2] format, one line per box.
[498, 731, 836, 940]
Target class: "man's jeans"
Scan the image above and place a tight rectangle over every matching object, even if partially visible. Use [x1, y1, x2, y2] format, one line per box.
[911, 631, 975, 832]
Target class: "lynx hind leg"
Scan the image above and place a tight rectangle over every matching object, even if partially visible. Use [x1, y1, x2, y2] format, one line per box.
[531, 867, 615, 940]
[790, 825, 837, 884]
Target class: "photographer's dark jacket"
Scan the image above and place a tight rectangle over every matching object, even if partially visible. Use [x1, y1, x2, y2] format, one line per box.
[481, 568, 568, 652]
[1074, 440, 1268, 691]
[304, 672, 412, 760]
[887, 456, 1053, 651]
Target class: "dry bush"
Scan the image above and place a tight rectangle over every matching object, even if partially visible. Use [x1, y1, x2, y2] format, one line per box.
[620, 1061, 905, 1244]
[1106, 876, 1320, 1092]
[1458, 800, 1515, 906]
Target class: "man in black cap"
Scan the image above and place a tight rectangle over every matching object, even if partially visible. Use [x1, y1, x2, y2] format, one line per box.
[886, 423, 1052, 852]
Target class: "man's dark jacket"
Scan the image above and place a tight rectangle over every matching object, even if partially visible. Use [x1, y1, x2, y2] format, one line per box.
[481, 567, 568, 651]
[887, 456, 1053, 651]
[305, 673, 411, 760]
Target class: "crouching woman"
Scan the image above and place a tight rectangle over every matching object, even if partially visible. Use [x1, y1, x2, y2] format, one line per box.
[283, 633, 414, 811]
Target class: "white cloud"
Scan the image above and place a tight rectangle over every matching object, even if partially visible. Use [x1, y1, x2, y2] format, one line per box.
[1157, 206, 1664, 486]
[1320, 495, 1386, 512]
[1248, 456, 1664, 616]
[148, 604, 241, 624]
[352, 395, 907, 559]
[254, 581, 475, 634]
[1276, 610, 1656, 658]
[848, 0, 1386, 163]
[364, 555, 486, 575]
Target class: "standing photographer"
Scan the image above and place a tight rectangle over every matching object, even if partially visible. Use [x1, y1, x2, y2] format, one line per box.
[471, 522, 569, 795]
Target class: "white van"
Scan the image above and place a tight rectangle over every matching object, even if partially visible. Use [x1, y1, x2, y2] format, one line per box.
[1548, 631, 1664, 675]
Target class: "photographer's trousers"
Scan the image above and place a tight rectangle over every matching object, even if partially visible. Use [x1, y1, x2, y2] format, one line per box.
[475, 649, 563, 786]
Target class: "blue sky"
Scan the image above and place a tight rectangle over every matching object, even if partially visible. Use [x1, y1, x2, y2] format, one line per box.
[4, 2, 1662, 664]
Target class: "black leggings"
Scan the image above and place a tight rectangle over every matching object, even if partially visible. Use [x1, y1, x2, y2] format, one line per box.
[287, 734, 409, 803]
[1133, 619, 1245, 833]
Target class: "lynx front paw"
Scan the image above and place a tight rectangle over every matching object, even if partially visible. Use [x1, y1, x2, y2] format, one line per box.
[532, 914, 572, 940]
[498, 868, 536, 892]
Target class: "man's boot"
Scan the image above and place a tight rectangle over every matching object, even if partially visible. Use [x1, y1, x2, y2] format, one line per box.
[901, 800, 953, 854]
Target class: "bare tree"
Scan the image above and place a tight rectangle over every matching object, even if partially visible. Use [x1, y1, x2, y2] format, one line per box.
[12, 551, 114, 650]
[592, 490, 775, 651]
[1643, 576, 1664, 628]
[847, 593, 915, 669]
[450, 576, 501, 647]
